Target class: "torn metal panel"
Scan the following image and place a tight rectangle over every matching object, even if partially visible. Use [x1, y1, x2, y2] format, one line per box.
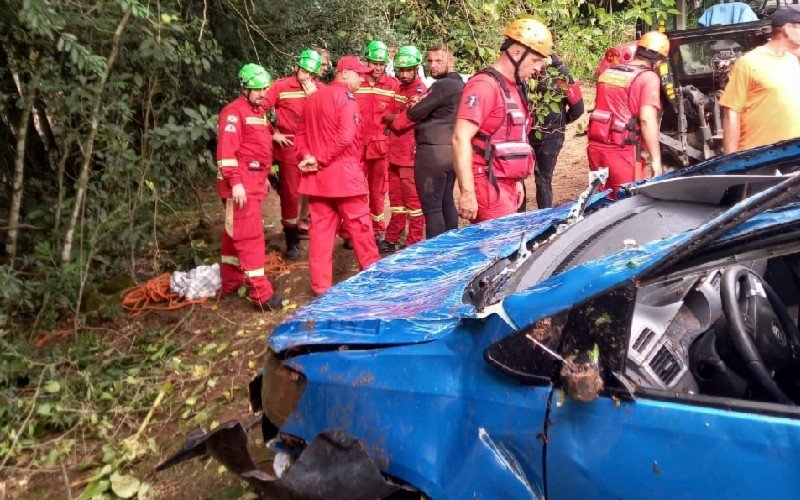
[630, 174, 795, 204]
[157, 424, 397, 500]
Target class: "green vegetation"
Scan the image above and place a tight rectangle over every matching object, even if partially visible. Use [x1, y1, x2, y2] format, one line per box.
[0, 0, 674, 496]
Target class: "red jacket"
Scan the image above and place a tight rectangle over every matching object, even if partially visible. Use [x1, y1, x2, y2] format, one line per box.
[216, 95, 271, 199]
[264, 76, 324, 163]
[355, 73, 400, 159]
[388, 77, 427, 167]
[295, 81, 367, 198]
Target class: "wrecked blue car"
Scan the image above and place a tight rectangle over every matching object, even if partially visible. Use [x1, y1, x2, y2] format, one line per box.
[160, 139, 800, 499]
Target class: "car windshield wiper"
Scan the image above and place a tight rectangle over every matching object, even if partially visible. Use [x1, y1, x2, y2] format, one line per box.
[558, 167, 609, 233]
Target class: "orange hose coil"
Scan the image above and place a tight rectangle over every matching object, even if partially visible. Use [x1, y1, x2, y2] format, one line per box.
[121, 252, 306, 315]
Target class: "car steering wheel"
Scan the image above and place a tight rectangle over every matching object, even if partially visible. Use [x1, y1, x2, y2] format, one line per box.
[720, 265, 800, 405]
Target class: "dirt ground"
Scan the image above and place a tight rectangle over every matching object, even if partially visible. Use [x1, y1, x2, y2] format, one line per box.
[9, 88, 593, 500]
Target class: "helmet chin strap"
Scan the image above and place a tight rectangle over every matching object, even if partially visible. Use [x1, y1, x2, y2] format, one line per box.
[505, 45, 531, 86]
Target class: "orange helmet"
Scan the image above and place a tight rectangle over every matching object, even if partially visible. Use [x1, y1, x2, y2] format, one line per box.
[638, 31, 670, 58]
[503, 17, 553, 57]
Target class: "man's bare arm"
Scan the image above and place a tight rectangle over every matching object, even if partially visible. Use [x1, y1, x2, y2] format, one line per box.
[722, 107, 741, 155]
[639, 104, 662, 177]
[452, 118, 480, 220]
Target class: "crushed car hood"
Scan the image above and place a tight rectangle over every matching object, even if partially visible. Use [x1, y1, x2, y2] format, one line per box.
[270, 139, 800, 354]
[269, 204, 586, 352]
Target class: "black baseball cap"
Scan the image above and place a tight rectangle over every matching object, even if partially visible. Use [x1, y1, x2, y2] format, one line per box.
[771, 4, 800, 27]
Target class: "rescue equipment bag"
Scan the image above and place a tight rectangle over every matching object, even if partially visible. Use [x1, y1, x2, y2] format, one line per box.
[587, 109, 637, 146]
[471, 68, 534, 182]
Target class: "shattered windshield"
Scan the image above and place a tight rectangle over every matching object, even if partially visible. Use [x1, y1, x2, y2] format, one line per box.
[678, 39, 744, 75]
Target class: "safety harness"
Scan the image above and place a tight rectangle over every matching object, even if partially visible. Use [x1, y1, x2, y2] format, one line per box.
[588, 64, 654, 148]
[471, 68, 535, 189]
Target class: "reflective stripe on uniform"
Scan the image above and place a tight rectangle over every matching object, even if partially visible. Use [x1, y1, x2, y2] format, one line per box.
[355, 87, 396, 98]
[244, 268, 265, 278]
[221, 255, 240, 266]
[597, 68, 637, 88]
[245, 116, 268, 125]
[372, 213, 385, 222]
[283, 217, 299, 225]
[394, 95, 408, 103]
[389, 206, 407, 214]
[225, 199, 234, 237]
[279, 91, 307, 99]
[408, 209, 424, 217]
[217, 158, 239, 167]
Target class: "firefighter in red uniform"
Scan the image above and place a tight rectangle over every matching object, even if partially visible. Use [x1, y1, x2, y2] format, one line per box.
[216, 64, 282, 310]
[263, 49, 325, 260]
[295, 56, 381, 295]
[587, 31, 669, 198]
[356, 40, 401, 240]
[380, 46, 428, 253]
[453, 17, 553, 222]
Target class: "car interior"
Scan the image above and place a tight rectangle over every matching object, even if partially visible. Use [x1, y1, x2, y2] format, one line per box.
[481, 173, 800, 408]
[628, 246, 800, 405]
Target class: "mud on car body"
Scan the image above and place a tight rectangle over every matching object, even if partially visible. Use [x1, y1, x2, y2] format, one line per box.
[159, 139, 800, 498]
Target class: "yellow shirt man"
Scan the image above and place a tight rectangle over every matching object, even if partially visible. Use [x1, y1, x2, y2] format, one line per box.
[719, 45, 800, 151]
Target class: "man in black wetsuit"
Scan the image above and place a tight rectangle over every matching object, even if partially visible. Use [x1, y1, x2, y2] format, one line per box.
[407, 43, 465, 238]
[527, 53, 584, 209]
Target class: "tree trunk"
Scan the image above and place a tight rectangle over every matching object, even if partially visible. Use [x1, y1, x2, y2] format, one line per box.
[4, 56, 40, 265]
[61, 7, 133, 267]
[53, 138, 72, 234]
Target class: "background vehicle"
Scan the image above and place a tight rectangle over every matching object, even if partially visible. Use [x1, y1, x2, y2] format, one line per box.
[659, 20, 770, 167]
[633, 0, 788, 167]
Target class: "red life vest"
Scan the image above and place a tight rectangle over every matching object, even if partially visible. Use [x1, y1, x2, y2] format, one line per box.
[471, 68, 534, 182]
[588, 64, 653, 147]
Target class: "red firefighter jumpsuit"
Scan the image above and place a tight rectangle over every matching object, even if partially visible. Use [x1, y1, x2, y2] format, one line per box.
[385, 76, 427, 247]
[355, 73, 401, 236]
[456, 69, 535, 222]
[264, 77, 324, 229]
[295, 81, 381, 295]
[216, 95, 275, 305]
[587, 63, 661, 197]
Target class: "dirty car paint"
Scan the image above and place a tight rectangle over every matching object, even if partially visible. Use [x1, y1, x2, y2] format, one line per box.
[282, 313, 551, 499]
[546, 396, 800, 499]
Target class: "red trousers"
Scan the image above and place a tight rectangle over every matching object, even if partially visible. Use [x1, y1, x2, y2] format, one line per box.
[308, 195, 380, 295]
[220, 198, 275, 304]
[587, 143, 646, 198]
[276, 147, 301, 228]
[473, 175, 521, 223]
[364, 156, 389, 235]
[385, 164, 424, 246]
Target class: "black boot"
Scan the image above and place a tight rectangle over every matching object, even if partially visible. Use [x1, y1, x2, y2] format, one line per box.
[284, 227, 302, 261]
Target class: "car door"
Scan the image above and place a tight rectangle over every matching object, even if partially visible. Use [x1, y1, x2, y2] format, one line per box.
[545, 391, 800, 499]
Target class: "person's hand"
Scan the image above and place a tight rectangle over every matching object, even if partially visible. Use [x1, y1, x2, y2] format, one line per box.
[231, 183, 247, 208]
[409, 94, 423, 106]
[458, 189, 478, 221]
[300, 78, 317, 95]
[516, 181, 525, 209]
[273, 131, 294, 148]
[298, 155, 319, 172]
[650, 158, 663, 178]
